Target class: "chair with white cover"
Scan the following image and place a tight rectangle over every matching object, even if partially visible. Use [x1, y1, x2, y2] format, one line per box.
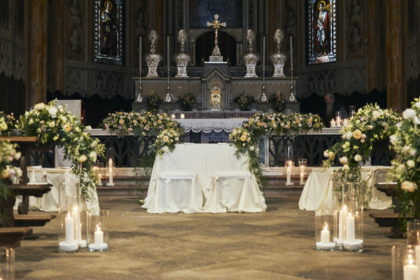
[203, 171, 266, 213]
[145, 171, 203, 213]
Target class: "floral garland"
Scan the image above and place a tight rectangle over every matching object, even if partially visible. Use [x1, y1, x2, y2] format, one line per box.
[0, 141, 22, 200]
[390, 97, 420, 228]
[229, 112, 324, 187]
[323, 104, 401, 208]
[103, 111, 183, 156]
[16, 100, 105, 201]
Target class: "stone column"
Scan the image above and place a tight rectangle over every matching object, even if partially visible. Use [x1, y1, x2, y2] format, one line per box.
[25, 0, 48, 108]
[385, 0, 407, 110]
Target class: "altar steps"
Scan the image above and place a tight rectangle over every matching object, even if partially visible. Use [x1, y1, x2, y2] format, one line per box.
[96, 170, 306, 197]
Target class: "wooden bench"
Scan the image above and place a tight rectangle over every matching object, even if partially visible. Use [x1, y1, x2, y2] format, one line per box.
[14, 214, 55, 227]
[0, 227, 31, 248]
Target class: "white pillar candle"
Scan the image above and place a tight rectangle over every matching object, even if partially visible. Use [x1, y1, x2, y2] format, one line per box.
[286, 161, 292, 185]
[346, 212, 356, 242]
[171, 114, 176, 119]
[94, 225, 104, 246]
[180, 113, 185, 119]
[336, 116, 341, 127]
[415, 245, 420, 273]
[321, 224, 330, 244]
[299, 165, 305, 185]
[330, 119, 336, 128]
[403, 254, 418, 280]
[73, 206, 81, 243]
[65, 212, 74, 243]
[108, 159, 114, 186]
[338, 205, 347, 242]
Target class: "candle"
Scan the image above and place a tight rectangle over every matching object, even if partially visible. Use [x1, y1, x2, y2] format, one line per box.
[263, 36, 266, 82]
[65, 212, 74, 243]
[338, 205, 347, 243]
[180, 113, 185, 119]
[171, 114, 176, 119]
[330, 119, 336, 128]
[416, 245, 420, 272]
[290, 35, 293, 80]
[336, 116, 341, 127]
[321, 223, 330, 244]
[299, 164, 305, 185]
[346, 212, 355, 242]
[139, 36, 142, 77]
[107, 159, 114, 186]
[403, 254, 418, 280]
[343, 119, 348, 127]
[94, 224, 104, 246]
[73, 206, 81, 244]
[286, 161, 292, 185]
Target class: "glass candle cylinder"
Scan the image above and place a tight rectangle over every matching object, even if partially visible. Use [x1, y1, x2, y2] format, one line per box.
[0, 247, 15, 280]
[315, 209, 337, 251]
[88, 209, 110, 252]
[58, 210, 79, 253]
[285, 160, 294, 185]
[298, 158, 307, 185]
[393, 245, 419, 280]
[342, 182, 363, 252]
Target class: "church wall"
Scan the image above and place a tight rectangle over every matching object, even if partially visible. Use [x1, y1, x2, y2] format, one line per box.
[0, 0, 25, 115]
[406, 0, 420, 105]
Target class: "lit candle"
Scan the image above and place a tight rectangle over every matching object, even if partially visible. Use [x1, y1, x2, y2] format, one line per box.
[286, 161, 293, 185]
[73, 206, 81, 244]
[338, 205, 347, 243]
[299, 164, 305, 185]
[336, 116, 341, 127]
[330, 119, 336, 128]
[180, 113, 185, 119]
[171, 114, 176, 119]
[343, 119, 348, 127]
[65, 212, 74, 243]
[107, 159, 114, 186]
[94, 224, 104, 246]
[321, 223, 330, 244]
[346, 212, 355, 242]
[415, 245, 420, 272]
[403, 254, 418, 280]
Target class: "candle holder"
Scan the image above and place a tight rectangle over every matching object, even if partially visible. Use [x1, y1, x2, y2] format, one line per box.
[106, 149, 115, 187]
[392, 245, 419, 280]
[285, 160, 294, 186]
[298, 158, 307, 185]
[0, 247, 15, 280]
[340, 182, 364, 252]
[88, 209, 110, 252]
[407, 220, 420, 246]
[315, 209, 337, 251]
[58, 210, 79, 253]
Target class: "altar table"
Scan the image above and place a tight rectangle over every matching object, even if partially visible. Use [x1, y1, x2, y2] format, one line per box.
[298, 166, 392, 211]
[142, 143, 267, 213]
[14, 167, 100, 214]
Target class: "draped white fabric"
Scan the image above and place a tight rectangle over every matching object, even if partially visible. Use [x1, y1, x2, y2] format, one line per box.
[177, 119, 247, 133]
[142, 143, 267, 213]
[14, 167, 100, 214]
[298, 166, 392, 211]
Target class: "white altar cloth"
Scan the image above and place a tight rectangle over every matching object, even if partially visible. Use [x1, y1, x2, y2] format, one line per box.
[177, 119, 247, 133]
[142, 143, 267, 213]
[298, 166, 392, 211]
[14, 167, 100, 214]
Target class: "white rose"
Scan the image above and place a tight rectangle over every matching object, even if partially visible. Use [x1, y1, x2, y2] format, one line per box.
[250, 146, 255, 151]
[344, 132, 352, 140]
[402, 146, 411, 154]
[415, 102, 420, 109]
[323, 150, 329, 158]
[368, 125, 374, 130]
[414, 116, 420, 125]
[354, 154, 362, 162]
[406, 160, 415, 168]
[14, 152, 21, 160]
[409, 149, 416, 156]
[390, 135, 398, 144]
[34, 103, 45, 110]
[343, 164, 350, 172]
[372, 111, 381, 120]
[396, 164, 406, 173]
[403, 109, 416, 120]
[339, 156, 348, 165]
[401, 181, 417, 192]
[89, 151, 97, 162]
[57, 105, 64, 112]
[48, 106, 58, 117]
[78, 155, 87, 163]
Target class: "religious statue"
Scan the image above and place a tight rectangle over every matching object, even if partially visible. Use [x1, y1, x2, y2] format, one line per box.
[175, 29, 191, 78]
[315, 1, 329, 56]
[206, 14, 226, 62]
[270, 29, 287, 78]
[243, 29, 259, 78]
[145, 30, 162, 78]
[209, 81, 222, 110]
[100, 0, 117, 56]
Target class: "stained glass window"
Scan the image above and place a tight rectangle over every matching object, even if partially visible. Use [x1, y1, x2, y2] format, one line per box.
[307, 0, 337, 64]
[94, 0, 124, 65]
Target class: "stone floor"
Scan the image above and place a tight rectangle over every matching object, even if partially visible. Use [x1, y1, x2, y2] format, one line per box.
[14, 196, 404, 280]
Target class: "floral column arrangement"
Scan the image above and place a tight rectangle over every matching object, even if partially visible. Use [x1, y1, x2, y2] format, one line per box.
[390, 97, 420, 229]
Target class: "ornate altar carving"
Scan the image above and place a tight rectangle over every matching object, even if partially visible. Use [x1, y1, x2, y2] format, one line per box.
[175, 29, 191, 78]
[206, 14, 226, 63]
[243, 29, 259, 78]
[145, 30, 162, 78]
[270, 29, 287, 78]
[209, 81, 222, 110]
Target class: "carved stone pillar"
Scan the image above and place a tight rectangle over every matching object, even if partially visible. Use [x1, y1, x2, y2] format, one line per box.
[385, 0, 407, 110]
[25, 0, 48, 108]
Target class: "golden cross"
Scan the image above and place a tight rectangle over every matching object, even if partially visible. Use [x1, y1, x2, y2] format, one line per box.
[206, 14, 226, 56]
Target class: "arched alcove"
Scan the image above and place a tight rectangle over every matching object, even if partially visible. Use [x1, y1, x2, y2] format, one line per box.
[195, 31, 236, 66]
